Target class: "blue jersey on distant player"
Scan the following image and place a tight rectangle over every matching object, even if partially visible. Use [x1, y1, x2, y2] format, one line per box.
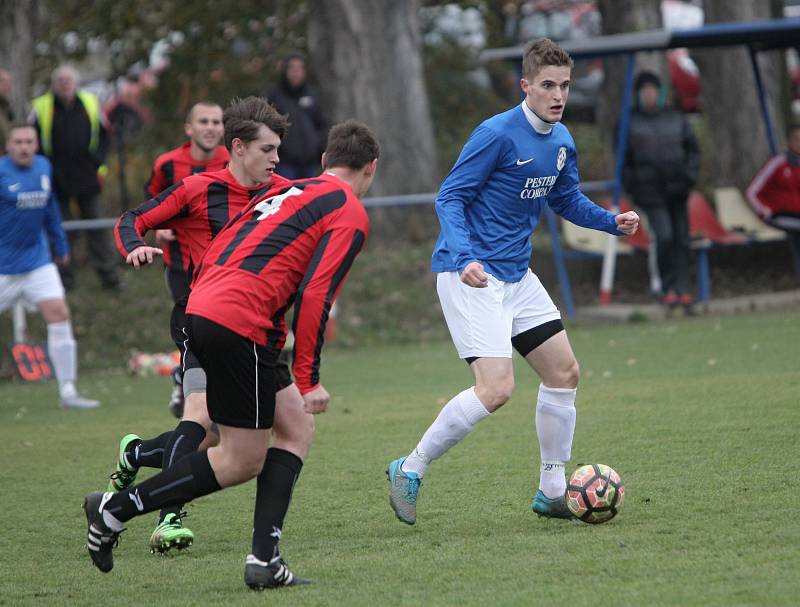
[432, 102, 620, 282]
[0, 154, 69, 275]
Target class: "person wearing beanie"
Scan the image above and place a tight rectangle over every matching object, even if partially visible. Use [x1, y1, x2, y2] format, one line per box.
[263, 53, 329, 179]
[623, 70, 700, 313]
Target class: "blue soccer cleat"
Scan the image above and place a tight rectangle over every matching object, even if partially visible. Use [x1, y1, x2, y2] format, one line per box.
[386, 457, 422, 525]
[532, 489, 576, 520]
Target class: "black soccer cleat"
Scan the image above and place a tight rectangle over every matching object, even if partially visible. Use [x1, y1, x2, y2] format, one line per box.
[168, 365, 184, 419]
[84, 491, 124, 573]
[244, 554, 311, 590]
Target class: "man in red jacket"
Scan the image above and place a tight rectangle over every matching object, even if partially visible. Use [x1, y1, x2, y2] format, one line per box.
[87, 119, 379, 590]
[746, 123, 800, 276]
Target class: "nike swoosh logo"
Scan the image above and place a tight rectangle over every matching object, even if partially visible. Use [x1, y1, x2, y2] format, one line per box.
[9, 183, 21, 192]
[516, 158, 533, 166]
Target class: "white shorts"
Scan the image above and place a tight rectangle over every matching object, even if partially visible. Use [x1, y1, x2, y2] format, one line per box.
[436, 269, 561, 359]
[0, 263, 65, 313]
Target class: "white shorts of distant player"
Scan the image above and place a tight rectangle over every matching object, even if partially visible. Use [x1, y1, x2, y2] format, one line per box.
[0, 263, 65, 313]
[436, 268, 561, 359]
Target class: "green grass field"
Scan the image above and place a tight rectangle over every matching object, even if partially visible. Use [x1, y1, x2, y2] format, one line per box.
[1, 310, 799, 606]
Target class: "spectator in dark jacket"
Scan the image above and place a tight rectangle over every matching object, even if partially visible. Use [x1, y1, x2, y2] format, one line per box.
[30, 65, 120, 290]
[623, 70, 699, 312]
[264, 53, 328, 179]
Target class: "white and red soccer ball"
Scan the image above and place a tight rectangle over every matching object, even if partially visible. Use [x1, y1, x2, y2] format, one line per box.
[566, 463, 625, 524]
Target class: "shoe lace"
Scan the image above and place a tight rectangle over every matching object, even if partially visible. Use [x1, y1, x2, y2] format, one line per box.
[109, 468, 136, 484]
[405, 477, 421, 504]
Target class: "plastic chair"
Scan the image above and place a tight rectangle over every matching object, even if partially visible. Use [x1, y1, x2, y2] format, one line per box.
[713, 187, 785, 242]
[688, 192, 749, 245]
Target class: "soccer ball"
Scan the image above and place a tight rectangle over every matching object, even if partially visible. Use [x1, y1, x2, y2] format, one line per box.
[566, 464, 625, 524]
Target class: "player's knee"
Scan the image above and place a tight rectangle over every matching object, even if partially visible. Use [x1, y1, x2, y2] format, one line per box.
[478, 377, 514, 410]
[40, 299, 70, 323]
[550, 359, 580, 389]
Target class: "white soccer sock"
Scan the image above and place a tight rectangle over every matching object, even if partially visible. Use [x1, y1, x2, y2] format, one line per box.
[535, 384, 577, 499]
[402, 387, 490, 477]
[47, 320, 77, 398]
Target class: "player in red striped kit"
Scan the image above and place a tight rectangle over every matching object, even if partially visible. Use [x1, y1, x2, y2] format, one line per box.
[144, 101, 229, 416]
[86, 119, 379, 590]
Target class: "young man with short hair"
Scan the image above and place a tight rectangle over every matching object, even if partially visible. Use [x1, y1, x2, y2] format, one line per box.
[87, 119, 379, 590]
[0, 124, 99, 408]
[145, 100, 229, 417]
[386, 38, 639, 525]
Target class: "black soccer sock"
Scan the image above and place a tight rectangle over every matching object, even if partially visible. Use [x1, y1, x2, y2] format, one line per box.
[129, 431, 173, 468]
[252, 448, 303, 562]
[104, 450, 221, 523]
[158, 420, 207, 522]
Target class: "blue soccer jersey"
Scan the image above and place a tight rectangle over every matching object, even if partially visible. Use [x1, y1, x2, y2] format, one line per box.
[432, 103, 620, 282]
[0, 154, 69, 275]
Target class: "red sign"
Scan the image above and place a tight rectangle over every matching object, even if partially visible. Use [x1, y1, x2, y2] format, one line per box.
[11, 342, 53, 382]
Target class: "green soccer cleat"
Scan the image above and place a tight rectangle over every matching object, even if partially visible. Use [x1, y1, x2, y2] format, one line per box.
[148, 512, 194, 554]
[386, 457, 422, 525]
[532, 489, 576, 520]
[107, 433, 141, 493]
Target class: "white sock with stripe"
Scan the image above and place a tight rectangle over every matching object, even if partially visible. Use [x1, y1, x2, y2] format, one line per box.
[402, 387, 490, 477]
[535, 384, 577, 499]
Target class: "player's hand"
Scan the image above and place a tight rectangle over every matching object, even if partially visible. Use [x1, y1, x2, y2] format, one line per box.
[615, 210, 640, 235]
[53, 254, 70, 266]
[155, 229, 176, 243]
[302, 384, 330, 415]
[460, 261, 489, 288]
[125, 246, 163, 268]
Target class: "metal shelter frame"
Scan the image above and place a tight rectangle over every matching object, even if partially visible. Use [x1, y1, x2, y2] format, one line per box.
[482, 17, 800, 317]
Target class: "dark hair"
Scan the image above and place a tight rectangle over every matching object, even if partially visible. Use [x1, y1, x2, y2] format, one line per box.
[322, 120, 380, 170]
[634, 70, 662, 91]
[222, 96, 288, 150]
[522, 38, 573, 80]
[185, 100, 222, 124]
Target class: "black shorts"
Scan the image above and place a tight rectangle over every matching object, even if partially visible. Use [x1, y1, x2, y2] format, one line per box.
[276, 349, 293, 391]
[188, 315, 278, 429]
[164, 266, 191, 306]
[170, 303, 201, 372]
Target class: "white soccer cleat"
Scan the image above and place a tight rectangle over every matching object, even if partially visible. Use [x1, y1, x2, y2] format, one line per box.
[60, 393, 100, 409]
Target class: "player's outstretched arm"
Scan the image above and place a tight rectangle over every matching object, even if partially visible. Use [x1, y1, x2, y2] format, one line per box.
[125, 245, 163, 268]
[615, 210, 640, 235]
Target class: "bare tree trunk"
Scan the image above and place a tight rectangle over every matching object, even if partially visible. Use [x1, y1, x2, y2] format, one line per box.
[595, 0, 663, 174]
[0, 0, 41, 120]
[306, 0, 437, 197]
[693, 0, 783, 190]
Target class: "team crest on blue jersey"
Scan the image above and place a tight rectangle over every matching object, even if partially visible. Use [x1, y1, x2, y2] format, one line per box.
[556, 147, 567, 171]
[40, 174, 51, 192]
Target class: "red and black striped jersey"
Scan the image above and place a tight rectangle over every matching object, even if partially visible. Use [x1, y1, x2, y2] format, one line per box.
[186, 173, 369, 394]
[115, 168, 289, 304]
[144, 142, 230, 271]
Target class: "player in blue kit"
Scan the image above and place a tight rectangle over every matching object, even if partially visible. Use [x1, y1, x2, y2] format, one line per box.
[387, 38, 639, 524]
[0, 124, 99, 408]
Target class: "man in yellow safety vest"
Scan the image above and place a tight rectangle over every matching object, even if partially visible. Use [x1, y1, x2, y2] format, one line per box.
[30, 65, 120, 291]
